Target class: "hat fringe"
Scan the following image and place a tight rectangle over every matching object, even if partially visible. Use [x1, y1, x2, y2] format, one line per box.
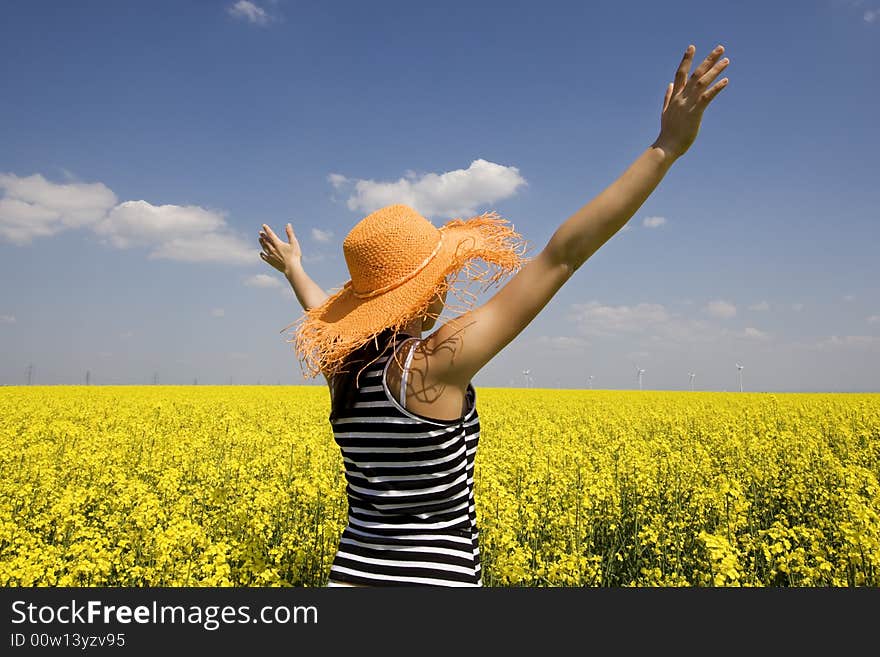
[282, 210, 531, 380]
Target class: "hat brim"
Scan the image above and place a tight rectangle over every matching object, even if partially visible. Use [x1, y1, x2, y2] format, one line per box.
[285, 211, 530, 379]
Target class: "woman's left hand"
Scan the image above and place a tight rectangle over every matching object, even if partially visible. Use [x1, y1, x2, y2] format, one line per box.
[258, 223, 302, 275]
[653, 43, 730, 159]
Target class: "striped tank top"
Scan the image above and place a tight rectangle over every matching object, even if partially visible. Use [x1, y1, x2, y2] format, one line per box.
[326, 332, 482, 586]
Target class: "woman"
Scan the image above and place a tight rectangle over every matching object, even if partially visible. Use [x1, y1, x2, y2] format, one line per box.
[258, 44, 730, 586]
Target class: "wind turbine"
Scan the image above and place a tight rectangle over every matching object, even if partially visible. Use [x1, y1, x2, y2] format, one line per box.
[736, 362, 744, 392]
[635, 365, 646, 391]
[587, 375, 593, 390]
[688, 372, 695, 391]
[522, 369, 532, 388]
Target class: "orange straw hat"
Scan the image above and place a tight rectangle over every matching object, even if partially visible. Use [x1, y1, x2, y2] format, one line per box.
[283, 203, 530, 380]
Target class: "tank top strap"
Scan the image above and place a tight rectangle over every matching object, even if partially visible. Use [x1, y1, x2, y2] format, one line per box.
[398, 337, 419, 407]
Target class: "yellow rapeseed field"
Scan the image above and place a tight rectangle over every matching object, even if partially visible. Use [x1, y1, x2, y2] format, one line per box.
[1, 386, 878, 587]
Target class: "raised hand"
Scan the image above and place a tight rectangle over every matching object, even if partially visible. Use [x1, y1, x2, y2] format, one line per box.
[258, 222, 302, 275]
[654, 44, 730, 159]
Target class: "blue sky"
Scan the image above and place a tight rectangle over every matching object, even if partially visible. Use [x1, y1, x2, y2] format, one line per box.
[1, 0, 877, 392]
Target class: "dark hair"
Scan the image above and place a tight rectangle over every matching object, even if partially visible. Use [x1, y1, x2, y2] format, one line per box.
[329, 327, 398, 421]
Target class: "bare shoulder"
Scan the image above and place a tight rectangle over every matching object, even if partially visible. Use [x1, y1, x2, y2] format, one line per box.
[386, 338, 468, 422]
[423, 249, 573, 387]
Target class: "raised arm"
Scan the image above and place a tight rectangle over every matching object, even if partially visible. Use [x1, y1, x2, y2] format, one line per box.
[424, 43, 730, 387]
[284, 260, 329, 312]
[259, 222, 332, 385]
[259, 222, 329, 311]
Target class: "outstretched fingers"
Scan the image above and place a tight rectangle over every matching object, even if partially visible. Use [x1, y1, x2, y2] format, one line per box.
[258, 223, 278, 260]
[672, 45, 695, 97]
[700, 75, 729, 106]
[689, 45, 725, 83]
[261, 223, 281, 245]
[689, 45, 729, 104]
[698, 53, 730, 105]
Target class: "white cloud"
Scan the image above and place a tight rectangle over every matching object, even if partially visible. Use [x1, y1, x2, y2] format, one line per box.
[2, 173, 258, 265]
[868, 315, 880, 324]
[95, 200, 225, 247]
[569, 300, 766, 347]
[334, 159, 527, 219]
[245, 274, 282, 288]
[211, 308, 225, 317]
[228, 1, 270, 25]
[570, 301, 717, 344]
[642, 216, 667, 228]
[535, 335, 590, 351]
[571, 301, 672, 338]
[311, 228, 333, 242]
[865, 8, 880, 22]
[94, 200, 255, 264]
[800, 335, 880, 351]
[704, 299, 737, 319]
[0, 173, 117, 244]
[843, 294, 856, 302]
[327, 173, 349, 189]
[0, 198, 60, 243]
[791, 303, 804, 312]
[748, 301, 770, 311]
[0, 314, 15, 324]
[149, 232, 256, 265]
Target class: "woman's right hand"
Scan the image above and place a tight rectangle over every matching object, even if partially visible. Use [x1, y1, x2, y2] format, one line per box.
[259, 222, 302, 275]
[653, 43, 730, 160]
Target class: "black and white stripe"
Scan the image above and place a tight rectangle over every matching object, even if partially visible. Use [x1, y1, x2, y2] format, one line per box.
[327, 333, 482, 587]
